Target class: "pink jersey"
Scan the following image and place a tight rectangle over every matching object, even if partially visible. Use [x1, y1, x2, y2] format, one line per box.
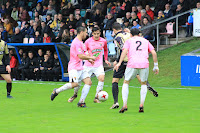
[123, 36, 154, 68]
[84, 37, 108, 67]
[68, 38, 84, 71]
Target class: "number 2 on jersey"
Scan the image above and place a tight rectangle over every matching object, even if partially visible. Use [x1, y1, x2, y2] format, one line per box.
[136, 41, 142, 51]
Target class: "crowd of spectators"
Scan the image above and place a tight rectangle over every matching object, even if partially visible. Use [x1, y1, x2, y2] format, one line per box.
[0, 0, 200, 81]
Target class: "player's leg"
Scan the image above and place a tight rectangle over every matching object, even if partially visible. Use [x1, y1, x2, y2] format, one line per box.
[1, 74, 13, 98]
[50, 70, 79, 101]
[136, 75, 158, 97]
[138, 68, 149, 113]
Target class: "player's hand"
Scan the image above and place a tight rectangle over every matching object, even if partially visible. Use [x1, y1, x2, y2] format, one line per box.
[113, 63, 121, 72]
[113, 61, 117, 67]
[88, 59, 94, 65]
[105, 60, 111, 66]
[6, 65, 11, 73]
[153, 66, 159, 75]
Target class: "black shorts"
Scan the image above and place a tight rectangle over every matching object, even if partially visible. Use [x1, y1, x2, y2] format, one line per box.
[113, 62, 127, 78]
[0, 65, 9, 74]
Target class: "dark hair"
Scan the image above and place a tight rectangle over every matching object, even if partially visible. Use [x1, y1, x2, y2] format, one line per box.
[112, 22, 122, 30]
[92, 27, 100, 32]
[130, 28, 140, 36]
[143, 17, 149, 21]
[54, 52, 57, 55]
[77, 26, 86, 34]
[28, 51, 33, 54]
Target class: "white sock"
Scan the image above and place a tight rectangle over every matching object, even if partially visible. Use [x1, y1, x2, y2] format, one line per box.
[122, 83, 129, 106]
[56, 83, 72, 93]
[140, 85, 147, 106]
[79, 84, 91, 103]
[74, 82, 81, 95]
[95, 81, 104, 97]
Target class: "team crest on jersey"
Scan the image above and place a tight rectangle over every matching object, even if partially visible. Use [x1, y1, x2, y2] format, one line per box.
[100, 43, 102, 46]
[78, 48, 82, 53]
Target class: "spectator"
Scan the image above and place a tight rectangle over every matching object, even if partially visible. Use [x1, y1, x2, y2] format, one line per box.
[0, 26, 8, 42]
[175, 4, 186, 26]
[43, 33, 51, 43]
[90, 9, 104, 27]
[154, 0, 168, 16]
[156, 11, 166, 32]
[66, 14, 77, 30]
[131, 21, 141, 29]
[179, 0, 190, 12]
[42, 5, 48, 16]
[137, 0, 148, 8]
[130, 12, 140, 24]
[122, 19, 131, 29]
[137, 5, 142, 20]
[124, 12, 132, 25]
[186, 12, 193, 37]
[27, 20, 35, 37]
[71, 0, 80, 9]
[11, 6, 18, 21]
[171, 0, 180, 12]
[34, 31, 43, 43]
[41, 21, 54, 38]
[40, 54, 53, 81]
[21, 22, 30, 35]
[61, 29, 70, 44]
[79, 0, 90, 9]
[20, 7, 30, 22]
[140, 9, 152, 25]
[50, 52, 61, 81]
[164, 3, 173, 19]
[75, 14, 84, 27]
[0, 5, 6, 16]
[34, 49, 44, 81]
[33, 2, 43, 15]
[46, 49, 54, 63]
[57, 20, 68, 40]
[61, 2, 75, 18]
[132, 6, 138, 14]
[104, 13, 115, 30]
[46, 14, 53, 26]
[46, 5, 57, 17]
[69, 29, 75, 42]
[50, 14, 60, 36]
[4, 19, 13, 35]
[16, 53, 29, 80]
[95, 0, 107, 16]
[5, 2, 12, 16]
[124, 0, 132, 12]
[145, 5, 154, 21]
[25, 51, 37, 80]
[11, 27, 23, 43]
[18, 49, 23, 59]
[141, 17, 153, 40]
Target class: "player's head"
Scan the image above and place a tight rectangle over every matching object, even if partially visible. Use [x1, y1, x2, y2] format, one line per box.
[77, 26, 88, 40]
[130, 28, 140, 36]
[112, 22, 122, 35]
[92, 27, 101, 40]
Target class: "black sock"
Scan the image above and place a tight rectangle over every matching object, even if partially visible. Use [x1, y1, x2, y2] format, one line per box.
[112, 82, 119, 104]
[7, 83, 12, 96]
[146, 81, 150, 87]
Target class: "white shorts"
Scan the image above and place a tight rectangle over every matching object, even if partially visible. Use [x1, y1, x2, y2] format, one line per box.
[124, 67, 149, 82]
[69, 69, 90, 83]
[83, 65, 105, 78]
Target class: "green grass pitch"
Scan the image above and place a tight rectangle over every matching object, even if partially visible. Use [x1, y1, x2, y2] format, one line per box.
[0, 39, 200, 133]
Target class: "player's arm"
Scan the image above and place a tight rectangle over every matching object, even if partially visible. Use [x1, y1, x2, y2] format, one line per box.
[4, 43, 11, 73]
[104, 42, 111, 66]
[150, 49, 159, 74]
[78, 54, 96, 61]
[113, 48, 128, 72]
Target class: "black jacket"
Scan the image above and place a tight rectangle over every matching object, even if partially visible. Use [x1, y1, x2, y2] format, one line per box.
[18, 57, 29, 70]
[12, 32, 24, 43]
[28, 57, 37, 69]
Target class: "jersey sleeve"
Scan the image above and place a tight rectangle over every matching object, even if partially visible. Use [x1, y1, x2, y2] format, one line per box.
[148, 41, 155, 53]
[76, 43, 84, 55]
[4, 43, 9, 54]
[103, 40, 108, 61]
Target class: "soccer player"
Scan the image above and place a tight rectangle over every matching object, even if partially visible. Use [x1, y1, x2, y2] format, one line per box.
[68, 27, 111, 103]
[0, 33, 13, 98]
[50, 27, 96, 107]
[114, 28, 159, 113]
[110, 22, 158, 109]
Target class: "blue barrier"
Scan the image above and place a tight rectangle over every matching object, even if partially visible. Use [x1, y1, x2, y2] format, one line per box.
[8, 43, 70, 82]
[181, 51, 200, 87]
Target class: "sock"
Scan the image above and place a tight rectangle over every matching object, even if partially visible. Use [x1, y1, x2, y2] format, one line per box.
[95, 81, 104, 97]
[140, 85, 147, 106]
[56, 83, 72, 93]
[7, 83, 12, 96]
[122, 83, 129, 106]
[74, 82, 81, 95]
[112, 82, 119, 104]
[146, 81, 150, 87]
[79, 84, 91, 103]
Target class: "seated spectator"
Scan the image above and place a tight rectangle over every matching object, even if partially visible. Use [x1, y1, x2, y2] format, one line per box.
[33, 2, 43, 15]
[154, 0, 168, 16]
[46, 5, 56, 17]
[34, 49, 44, 81]
[43, 33, 51, 43]
[50, 14, 60, 36]
[137, 0, 148, 9]
[124, 0, 132, 12]
[61, 2, 75, 18]
[18, 49, 23, 59]
[124, 12, 132, 25]
[40, 54, 53, 81]
[66, 14, 77, 30]
[132, 6, 138, 14]
[75, 14, 84, 27]
[137, 5, 142, 20]
[130, 12, 140, 24]
[90, 9, 104, 28]
[95, 0, 107, 16]
[140, 9, 152, 25]
[46, 49, 54, 63]
[19, 7, 30, 22]
[122, 19, 131, 29]
[50, 52, 61, 81]
[164, 3, 173, 19]
[0, 26, 8, 42]
[42, 5, 48, 16]
[156, 11, 166, 33]
[27, 20, 35, 37]
[171, 0, 180, 12]
[56, 20, 67, 41]
[4, 19, 13, 36]
[11, 6, 19, 21]
[186, 12, 193, 37]
[79, 0, 90, 9]
[141, 17, 153, 40]
[25, 51, 37, 80]
[11, 27, 23, 43]
[179, 0, 190, 12]
[61, 29, 70, 44]
[5, 2, 12, 16]
[21, 22, 30, 35]
[16, 53, 29, 80]
[0, 5, 6, 16]
[131, 21, 141, 29]
[104, 13, 115, 31]
[34, 31, 43, 43]
[145, 5, 154, 21]
[69, 29, 75, 42]
[46, 14, 53, 26]
[41, 21, 54, 38]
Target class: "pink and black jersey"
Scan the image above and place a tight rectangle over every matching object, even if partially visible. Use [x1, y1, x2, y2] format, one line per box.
[84, 37, 108, 67]
[68, 38, 85, 71]
[123, 36, 154, 68]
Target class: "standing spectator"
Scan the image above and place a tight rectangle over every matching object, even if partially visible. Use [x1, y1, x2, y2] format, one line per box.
[25, 51, 37, 81]
[175, 4, 186, 26]
[11, 27, 23, 43]
[4, 19, 13, 36]
[186, 12, 193, 37]
[141, 17, 153, 40]
[0, 26, 8, 42]
[164, 3, 173, 19]
[50, 14, 60, 36]
[34, 31, 43, 43]
[171, 0, 180, 12]
[41, 54, 53, 81]
[66, 14, 77, 30]
[11, 6, 19, 21]
[145, 5, 154, 21]
[43, 33, 51, 43]
[34, 49, 44, 81]
[27, 20, 35, 37]
[21, 22, 30, 36]
[179, 0, 190, 12]
[46, 5, 57, 17]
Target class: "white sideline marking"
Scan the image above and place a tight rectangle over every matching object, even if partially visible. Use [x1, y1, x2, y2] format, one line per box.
[0, 81, 199, 90]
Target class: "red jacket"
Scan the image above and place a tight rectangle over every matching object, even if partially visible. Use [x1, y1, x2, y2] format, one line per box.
[146, 9, 154, 21]
[43, 37, 51, 43]
[137, 12, 141, 20]
[10, 56, 18, 68]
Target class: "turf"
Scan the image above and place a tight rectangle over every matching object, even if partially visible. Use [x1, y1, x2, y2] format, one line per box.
[0, 39, 200, 133]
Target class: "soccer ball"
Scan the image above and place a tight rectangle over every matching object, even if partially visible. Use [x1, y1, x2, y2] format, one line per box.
[97, 91, 108, 101]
